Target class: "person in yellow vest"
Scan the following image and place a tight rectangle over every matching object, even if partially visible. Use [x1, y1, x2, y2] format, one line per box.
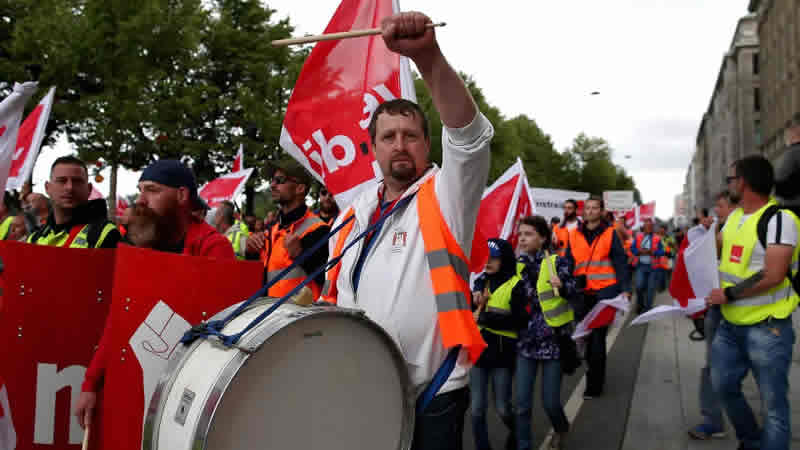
[318, 12, 493, 450]
[214, 201, 247, 260]
[245, 157, 330, 297]
[26, 156, 120, 249]
[469, 238, 522, 450]
[513, 216, 577, 450]
[0, 200, 15, 240]
[7, 216, 27, 241]
[707, 155, 799, 450]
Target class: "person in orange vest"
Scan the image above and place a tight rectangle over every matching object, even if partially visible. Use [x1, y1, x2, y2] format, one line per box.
[553, 199, 581, 257]
[245, 157, 330, 298]
[564, 196, 631, 399]
[631, 218, 665, 314]
[314, 186, 340, 226]
[318, 12, 492, 450]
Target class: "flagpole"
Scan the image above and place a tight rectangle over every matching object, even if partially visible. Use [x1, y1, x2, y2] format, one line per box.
[272, 22, 446, 46]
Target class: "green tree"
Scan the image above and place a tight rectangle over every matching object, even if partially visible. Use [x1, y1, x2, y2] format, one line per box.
[563, 133, 641, 199]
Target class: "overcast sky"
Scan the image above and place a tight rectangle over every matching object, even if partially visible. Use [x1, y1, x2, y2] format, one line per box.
[36, 0, 749, 218]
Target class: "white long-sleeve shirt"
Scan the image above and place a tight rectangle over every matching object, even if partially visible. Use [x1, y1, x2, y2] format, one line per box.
[330, 112, 493, 394]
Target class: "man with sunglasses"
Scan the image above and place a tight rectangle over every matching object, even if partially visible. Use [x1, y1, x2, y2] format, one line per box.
[246, 157, 330, 299]
[315, 187, 340, 225]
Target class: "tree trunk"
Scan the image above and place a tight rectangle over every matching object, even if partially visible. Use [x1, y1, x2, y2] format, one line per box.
[108, 161, 118, 221]
[245, 184, 254, 216]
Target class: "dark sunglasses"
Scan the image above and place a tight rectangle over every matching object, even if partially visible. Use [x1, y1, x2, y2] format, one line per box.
[271, 175, 297, 185]
[319, 189, 331, 197]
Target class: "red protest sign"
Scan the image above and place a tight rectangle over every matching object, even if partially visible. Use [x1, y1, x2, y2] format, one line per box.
[101, 245, 262, 450]
[0, 241, 114, 450]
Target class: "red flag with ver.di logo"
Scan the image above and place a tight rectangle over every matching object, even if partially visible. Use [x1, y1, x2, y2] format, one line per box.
[279, 0, 416, 208]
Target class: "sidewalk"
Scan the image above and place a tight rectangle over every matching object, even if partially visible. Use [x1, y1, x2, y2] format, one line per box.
[622, 291, 800, 450]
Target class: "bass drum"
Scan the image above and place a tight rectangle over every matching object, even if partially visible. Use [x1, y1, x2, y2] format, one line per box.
[144, 300, 414, 450]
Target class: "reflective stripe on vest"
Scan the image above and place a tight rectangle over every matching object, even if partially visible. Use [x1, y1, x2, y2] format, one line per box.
[27, 222, 117, 248]
[569, 226, 617, 291]
[483, 270, 520, 339]
[225, 228, 246, 260]
[320, 208, 356, 303]
[0, 216, 13, 240]
[536, 254, 574, 328]
[719, 201, 800, 325]
[266, 210, 326, 299]
[321, 176, 486, 363]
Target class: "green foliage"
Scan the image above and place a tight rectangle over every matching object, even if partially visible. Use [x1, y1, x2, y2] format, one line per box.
[414, 74, 640, 198]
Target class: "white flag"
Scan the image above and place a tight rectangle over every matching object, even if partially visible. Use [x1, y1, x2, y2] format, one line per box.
[0, 82, 38, 198]
[7, 86, 54, 191]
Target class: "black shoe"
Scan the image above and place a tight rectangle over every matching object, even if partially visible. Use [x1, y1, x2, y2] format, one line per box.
[583, 389, 602, 399]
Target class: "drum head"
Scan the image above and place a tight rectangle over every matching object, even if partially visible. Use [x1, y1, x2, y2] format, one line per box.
[204, 312, 411, 449]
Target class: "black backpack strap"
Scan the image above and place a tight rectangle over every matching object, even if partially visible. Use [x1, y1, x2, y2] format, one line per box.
[757, 205, 800, 295]
[756, 205, 781, 250]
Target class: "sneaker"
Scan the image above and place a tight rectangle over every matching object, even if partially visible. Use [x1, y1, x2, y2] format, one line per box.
[549, 432, 566, 449]
[688, 423, 726, 440]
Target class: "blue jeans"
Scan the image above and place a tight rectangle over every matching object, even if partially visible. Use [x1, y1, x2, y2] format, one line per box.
[635, 265, 658, 311]
[514, 357, 569, 450]
[413, 387, 469, 450]
[470, 366, 513, 450]
[711, 317, 795, 450]
[699, 306, 725, 429]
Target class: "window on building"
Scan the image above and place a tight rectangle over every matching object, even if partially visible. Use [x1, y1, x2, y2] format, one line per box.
[754, 87, 761, 112]
[753, 53, 760, 74]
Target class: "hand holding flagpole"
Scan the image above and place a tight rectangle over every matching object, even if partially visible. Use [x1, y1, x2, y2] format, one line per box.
[272, 22, 445, 46]
[544, 250, 560, 298]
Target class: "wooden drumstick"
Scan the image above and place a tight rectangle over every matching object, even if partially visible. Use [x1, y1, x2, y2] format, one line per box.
[81, 424, 90, 450]
[544, 250, 560, 298]
[272, 22, 446, 46]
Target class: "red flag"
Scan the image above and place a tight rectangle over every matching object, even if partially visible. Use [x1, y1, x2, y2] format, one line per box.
[7, 87, 54, 192]
[472, 159, 535, 271]
[278, 0, 416, 207]
[197, 168, 254, 209]
[0, 82, 38, 196]
[669, 224, 719, 309]
[572, 295, 630, 339]
[232, 144, 244, 172]
[116, 196, 129, 218]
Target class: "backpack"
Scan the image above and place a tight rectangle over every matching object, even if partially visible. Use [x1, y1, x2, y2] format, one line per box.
[756, 205, 800, 296]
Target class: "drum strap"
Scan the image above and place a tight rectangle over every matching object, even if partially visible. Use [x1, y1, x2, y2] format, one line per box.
[182, 194, 416, 347]
[416, 346, 461, 414]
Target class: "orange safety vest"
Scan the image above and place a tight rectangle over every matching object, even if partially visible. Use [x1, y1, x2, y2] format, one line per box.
[554, 224, 571, 257]
[569, 226, 618, 292]
[262, 209, 326, 300]
[321, 176, 486, 363]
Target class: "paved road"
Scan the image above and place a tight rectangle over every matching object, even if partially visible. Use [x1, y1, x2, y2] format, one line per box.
[462, 290, 800, 450]
[463, 299, 647, 450]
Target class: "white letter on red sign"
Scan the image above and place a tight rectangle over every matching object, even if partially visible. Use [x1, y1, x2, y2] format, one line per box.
[34, 363, 85, 445]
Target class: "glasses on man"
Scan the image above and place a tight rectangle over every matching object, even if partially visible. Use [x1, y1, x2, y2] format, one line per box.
[271, 175, 296, 185]
[319, 189, 331, 197]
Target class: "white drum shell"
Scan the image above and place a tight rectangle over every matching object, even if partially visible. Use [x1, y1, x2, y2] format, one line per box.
[144, 301, 414, 450]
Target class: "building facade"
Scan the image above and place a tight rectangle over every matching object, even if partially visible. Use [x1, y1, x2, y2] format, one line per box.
[749, 0, 800, 161]
[684, 14, 761, 213]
